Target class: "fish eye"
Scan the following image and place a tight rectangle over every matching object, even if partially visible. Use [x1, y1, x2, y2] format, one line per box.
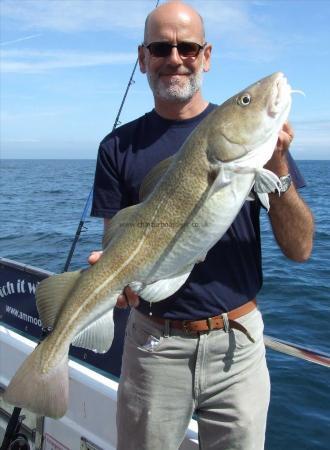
[237, 93, 251, 107]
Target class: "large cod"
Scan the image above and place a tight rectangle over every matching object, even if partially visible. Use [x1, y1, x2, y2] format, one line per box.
[4, 72, 293, 418]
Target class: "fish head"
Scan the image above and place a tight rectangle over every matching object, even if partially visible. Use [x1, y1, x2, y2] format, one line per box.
[207, 72, 292, 163]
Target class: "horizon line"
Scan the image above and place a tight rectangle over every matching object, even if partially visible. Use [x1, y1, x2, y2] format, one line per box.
[1, 157, 330, 161]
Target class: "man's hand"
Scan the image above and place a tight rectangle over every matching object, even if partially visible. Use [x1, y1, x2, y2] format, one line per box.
[88, 250, 140, 308]
[264, 121, 294, 176]
[88, 250, 103, 265]
[116, 287, 140, 309]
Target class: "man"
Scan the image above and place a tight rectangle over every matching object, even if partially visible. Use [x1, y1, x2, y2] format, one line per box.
[90, 1, 314, 449]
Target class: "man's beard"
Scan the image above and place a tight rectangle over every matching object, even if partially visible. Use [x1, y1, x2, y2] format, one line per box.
[147, 66, 204, 103]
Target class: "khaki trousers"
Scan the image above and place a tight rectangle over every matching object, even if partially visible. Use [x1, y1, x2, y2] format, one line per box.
[117, 308, 270, 450]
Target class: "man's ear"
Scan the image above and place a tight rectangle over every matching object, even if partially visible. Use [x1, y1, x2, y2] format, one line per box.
[202, 44, 212, 73]
[138, 45, 147, 73]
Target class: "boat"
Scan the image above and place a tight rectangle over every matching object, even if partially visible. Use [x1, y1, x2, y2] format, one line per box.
[1, 254, 329, 450]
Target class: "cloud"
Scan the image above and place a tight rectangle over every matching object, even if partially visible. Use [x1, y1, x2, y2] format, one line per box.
[1, 1, 260, 44]
[1, 49, 137, 73]
[0, 1, 273, 44]
[1, 0, 152, 33]
[0, 0, 302, 63]
[189, 1, 281, 61]
[0, 34, 42, 46]
[3, 138, 41, 143]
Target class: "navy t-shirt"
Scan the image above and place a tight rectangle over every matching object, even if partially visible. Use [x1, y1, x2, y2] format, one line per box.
[92, 103, 305, 320]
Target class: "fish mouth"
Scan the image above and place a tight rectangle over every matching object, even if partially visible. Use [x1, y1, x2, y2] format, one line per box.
[268, 72, 292, 119]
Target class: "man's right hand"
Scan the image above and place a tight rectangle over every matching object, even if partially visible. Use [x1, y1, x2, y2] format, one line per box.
[88, 251, 140, 309]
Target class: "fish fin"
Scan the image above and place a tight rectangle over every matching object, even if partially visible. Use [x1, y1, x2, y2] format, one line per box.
[139, 155, 174, 201]
[71, 308, 115, 353]
[257, 193, 270, 211]
[3, 341, 69, 418]
[254, 168, 281, 212]
[36, 270, 82, 329]
[130, 267, 193, 303]
[254, 168, 281, 194]
[206, 163, 233, 200]
[102, 204, 139, 249]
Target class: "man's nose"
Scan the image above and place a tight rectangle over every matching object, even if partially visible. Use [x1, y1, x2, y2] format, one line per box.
[166, 47, 182, 65]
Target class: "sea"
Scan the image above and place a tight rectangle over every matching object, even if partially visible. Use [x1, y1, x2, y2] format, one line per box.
[0, 159, 329, 450]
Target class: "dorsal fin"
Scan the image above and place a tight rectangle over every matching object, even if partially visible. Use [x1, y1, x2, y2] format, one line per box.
[36, 270, 82, 328]
[139, 155, 174, 201]
[102, 204, 140, 249]
[103, 154, 175, 249]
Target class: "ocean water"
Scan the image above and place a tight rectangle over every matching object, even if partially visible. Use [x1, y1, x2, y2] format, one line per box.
[0, 159, 329, 449]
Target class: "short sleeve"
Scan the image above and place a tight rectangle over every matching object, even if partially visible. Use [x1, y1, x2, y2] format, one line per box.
[91, 138, 128, 219]
[287, 151, 306, 189]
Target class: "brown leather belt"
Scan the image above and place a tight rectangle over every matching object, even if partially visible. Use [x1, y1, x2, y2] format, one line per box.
[147, 299, 257, 342]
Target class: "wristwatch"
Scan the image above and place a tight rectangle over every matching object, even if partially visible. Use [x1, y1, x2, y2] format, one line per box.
[279, 174, 292, 193]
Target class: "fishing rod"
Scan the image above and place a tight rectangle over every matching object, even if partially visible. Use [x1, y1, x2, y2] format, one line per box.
[63, 0, 160, 272]
[63, 189, 93, 272]
[264, 335, 330, 368]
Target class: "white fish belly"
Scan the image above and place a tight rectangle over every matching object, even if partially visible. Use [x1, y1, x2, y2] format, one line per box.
[146, 173, 255, 281]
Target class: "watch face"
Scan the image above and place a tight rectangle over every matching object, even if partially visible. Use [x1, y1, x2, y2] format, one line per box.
[280, 174, 292, 192]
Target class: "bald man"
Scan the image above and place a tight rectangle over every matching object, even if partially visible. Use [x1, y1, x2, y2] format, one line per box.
[91, 2, 313, 449]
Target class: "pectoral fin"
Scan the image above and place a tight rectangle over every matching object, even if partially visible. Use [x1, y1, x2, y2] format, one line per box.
[206, 163, 234, 200]
[254, 168, 281, 211]
[36, 270, 82, 329]
[129, 266, 193, 303]
[256, 193, 271, 211]
[254, 168, 281, 194]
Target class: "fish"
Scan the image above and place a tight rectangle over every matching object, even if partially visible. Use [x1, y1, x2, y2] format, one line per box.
[3, 72, 293, 418]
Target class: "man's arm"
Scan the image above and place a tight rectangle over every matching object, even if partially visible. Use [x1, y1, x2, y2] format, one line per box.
[265, 123, 314, 262]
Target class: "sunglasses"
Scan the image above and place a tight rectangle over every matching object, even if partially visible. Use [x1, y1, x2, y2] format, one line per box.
[143, 41, 206, 58]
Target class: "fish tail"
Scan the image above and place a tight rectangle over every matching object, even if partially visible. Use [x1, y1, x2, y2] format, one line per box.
[3, 340, 69, 418]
